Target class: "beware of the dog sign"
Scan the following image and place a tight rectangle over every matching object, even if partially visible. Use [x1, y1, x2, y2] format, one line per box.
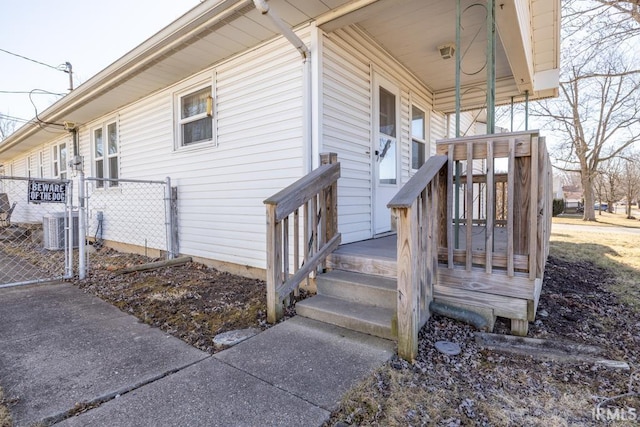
[28, 180, 67, 204]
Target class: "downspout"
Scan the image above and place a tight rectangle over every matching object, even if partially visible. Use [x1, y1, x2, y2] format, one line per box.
[253, 0, 312, 175]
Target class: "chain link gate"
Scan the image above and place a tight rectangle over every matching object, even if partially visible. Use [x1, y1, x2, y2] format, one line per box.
[0, 176, 74, 288]
[79, 176, 176, 278]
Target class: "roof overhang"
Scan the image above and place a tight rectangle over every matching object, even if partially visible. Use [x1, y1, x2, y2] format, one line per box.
[1, 0, 560, 160]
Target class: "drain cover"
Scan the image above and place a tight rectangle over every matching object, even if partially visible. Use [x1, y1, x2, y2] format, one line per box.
[435, 340, 461, 356]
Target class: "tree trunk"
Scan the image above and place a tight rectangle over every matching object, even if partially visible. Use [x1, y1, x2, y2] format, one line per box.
[582, 174, 596, 221]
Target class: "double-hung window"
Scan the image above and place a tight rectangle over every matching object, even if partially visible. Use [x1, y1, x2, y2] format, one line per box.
[178, 85, 213, 147]
[52, 142, 68, 180]
[93, 121, 119, 188]
[411, 106, 427, 170]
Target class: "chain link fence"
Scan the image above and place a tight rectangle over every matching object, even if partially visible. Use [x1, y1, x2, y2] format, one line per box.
[0, 176, 74, 287]
[0, 175, 176, 286]
[81, 177, 176, 277]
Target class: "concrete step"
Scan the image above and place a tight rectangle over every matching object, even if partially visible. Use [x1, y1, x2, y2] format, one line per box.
[296, 295, 396, 341]
[316, 270, 397, 310]
[326, 252, 397, 278]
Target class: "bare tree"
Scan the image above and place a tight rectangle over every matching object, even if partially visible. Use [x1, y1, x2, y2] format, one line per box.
[593, 156, 624, 214]
[0, 114, 16, 141]
[595, 1, 640, 24]
[620, 152, 640, 218]
[534, 0, 640, 221]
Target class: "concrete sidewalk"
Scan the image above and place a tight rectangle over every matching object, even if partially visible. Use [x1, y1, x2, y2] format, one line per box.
[0, 283, 395, 426]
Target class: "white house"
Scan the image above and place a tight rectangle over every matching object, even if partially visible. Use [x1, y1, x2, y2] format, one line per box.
[0, 0, 560, 280]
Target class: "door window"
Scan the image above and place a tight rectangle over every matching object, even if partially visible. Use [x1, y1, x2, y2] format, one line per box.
[378, 87, 397, 185]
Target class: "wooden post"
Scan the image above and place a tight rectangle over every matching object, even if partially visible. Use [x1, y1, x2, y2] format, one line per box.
[507, 138, 515, 277]
[320, 152, 338, 270]
[266, 205, 284, 323]
[293, 208, 300, 297]
[528, 136, 539, 280]
[485, 139, 494, 273]
[283, 216, 290, 306]
[396, 203, 420, 362]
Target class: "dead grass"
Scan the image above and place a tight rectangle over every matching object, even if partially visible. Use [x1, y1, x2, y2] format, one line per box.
[551, 217, 640, 312]
[554, 210, 640, 229]
[0, 386, 12, 427]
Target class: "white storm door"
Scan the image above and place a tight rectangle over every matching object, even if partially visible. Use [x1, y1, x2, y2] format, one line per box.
[373, 75, 400, 235]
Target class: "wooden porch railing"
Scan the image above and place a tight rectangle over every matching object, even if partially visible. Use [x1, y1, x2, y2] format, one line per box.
[263, 153, 341, 323]
[387, 155, 448, 360]
[435, 131, 552, 278]
[390, 131, 552, 360]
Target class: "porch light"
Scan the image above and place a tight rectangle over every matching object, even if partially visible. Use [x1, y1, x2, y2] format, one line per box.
[438, 43, 456, 60]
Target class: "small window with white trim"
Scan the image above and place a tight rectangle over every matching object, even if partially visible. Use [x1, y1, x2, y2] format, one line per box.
[411, 106, 426, 170]
[39, 151, 45, 178]
[52, 142, 68, 180]
[93, 121, 119, 188]
[177, 85, 213, 147]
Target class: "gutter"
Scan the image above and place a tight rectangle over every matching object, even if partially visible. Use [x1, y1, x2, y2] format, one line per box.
[0, 0, 251, 157]
[252, 0, 312, 175]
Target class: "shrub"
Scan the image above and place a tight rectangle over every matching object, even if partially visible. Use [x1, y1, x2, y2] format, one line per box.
[552, 199, 565, 216]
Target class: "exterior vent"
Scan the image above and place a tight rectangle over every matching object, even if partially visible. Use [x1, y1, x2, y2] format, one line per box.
[43, 212, 79, 251]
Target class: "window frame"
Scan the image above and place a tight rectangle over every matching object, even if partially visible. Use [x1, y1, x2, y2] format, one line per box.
[39, 151, 45, 178]
[410, 104, 427, 171]
[52, 142, 68, 180]
[174, 79, 215, 150]
[91, 119, 119, 188]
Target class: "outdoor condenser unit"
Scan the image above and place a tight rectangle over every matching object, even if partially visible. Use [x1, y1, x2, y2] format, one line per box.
[43, 212, 79, 250]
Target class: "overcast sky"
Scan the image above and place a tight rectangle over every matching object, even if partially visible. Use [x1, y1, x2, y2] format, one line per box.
[0, 1, 200, 126]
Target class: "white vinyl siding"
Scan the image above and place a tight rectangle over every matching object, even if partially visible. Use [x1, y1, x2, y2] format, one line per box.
[322, 26, 435, 243]
[77, 31, 308, 269]
[430, 111, 446, 156]
[447, 111, 480, 138]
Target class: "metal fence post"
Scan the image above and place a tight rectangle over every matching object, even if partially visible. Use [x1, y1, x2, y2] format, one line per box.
[164, 176, 175, 260]
[65, 180, 74, 279]
[78, 170, 87, 279]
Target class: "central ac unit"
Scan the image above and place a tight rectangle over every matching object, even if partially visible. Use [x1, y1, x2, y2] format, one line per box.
[43, 211, 79, 250]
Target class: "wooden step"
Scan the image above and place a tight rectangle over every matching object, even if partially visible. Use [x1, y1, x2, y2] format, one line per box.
[326, 252, 397, 278]
[316, 270, 397, 310]
[296, 295, 396, 341]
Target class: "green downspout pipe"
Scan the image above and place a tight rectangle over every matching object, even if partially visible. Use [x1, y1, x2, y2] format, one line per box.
[454, 0, 461, 249]
[486, 0, 496, 135]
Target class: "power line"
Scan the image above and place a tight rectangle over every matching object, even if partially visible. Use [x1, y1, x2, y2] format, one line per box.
[0, 90, 66, 95]
[0, 113, 34, 124]
[0, 47, 67, 72]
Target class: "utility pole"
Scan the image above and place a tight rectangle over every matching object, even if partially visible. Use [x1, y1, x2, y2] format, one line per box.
[65, 62, 73, 91]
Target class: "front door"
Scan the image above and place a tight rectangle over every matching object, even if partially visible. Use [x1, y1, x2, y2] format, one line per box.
[373, 74, 400, 235]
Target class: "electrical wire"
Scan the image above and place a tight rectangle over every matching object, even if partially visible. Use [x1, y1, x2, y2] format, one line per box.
[0, 90, 66, 95]
[28, 89, 65, 128]
[0, 47, 68, 73]
[0, 113, 33, 124]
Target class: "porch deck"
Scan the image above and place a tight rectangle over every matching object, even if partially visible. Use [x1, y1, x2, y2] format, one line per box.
[334, 227, 510, 260]
[265, 131, 552, 361]
[327, 229, 541, 332]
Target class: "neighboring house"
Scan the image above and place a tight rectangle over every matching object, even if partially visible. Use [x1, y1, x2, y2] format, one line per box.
[0, 0, 560, 280]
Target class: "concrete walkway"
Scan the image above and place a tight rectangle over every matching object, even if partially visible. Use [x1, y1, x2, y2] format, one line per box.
[0, 283, 395, 426]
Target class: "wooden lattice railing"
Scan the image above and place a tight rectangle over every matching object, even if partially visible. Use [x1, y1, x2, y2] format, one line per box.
[435, 131, 552, 279]
[391, 131, 552, 360]
[263, 153, 341, 323]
